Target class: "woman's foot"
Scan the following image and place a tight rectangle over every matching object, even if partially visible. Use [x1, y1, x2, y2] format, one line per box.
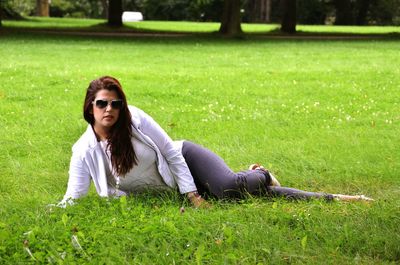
[249, 164, 281, 187]
[332, 194, 374, 202]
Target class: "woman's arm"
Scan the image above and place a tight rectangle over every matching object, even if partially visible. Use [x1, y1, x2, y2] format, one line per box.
[59, 152, 91, 206]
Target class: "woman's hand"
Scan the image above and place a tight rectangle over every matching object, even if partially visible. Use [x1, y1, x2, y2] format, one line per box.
[186, 191, 210, 208]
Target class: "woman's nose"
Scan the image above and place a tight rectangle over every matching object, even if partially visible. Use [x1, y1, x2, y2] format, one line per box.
[105, 103, 112, 111]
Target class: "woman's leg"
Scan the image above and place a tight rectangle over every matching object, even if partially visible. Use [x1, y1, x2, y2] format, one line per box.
[268, 186, 334, 201]
[182, 141, 335, 201]
[182, 141, 269, 198]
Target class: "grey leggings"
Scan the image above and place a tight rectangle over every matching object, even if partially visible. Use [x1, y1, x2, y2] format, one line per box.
[182, 141, 333, 201]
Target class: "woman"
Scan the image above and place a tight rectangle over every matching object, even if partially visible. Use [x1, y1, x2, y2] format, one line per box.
[60, 76, 373, 208]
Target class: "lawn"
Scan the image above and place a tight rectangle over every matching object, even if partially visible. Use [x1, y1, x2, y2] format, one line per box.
[0, 19, 399, 264]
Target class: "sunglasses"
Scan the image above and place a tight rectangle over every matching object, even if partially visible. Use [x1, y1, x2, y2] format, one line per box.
[93, 99, 124, 109]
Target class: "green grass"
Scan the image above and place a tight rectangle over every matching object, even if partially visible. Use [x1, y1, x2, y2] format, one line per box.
[0, 20, 400, 264]
[3, 16, 400, 35]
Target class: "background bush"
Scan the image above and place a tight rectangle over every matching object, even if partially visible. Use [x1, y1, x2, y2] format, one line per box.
[3, 0, 400, 26]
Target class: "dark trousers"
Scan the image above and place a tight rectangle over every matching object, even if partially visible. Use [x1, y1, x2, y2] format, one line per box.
[182, 141, 333, 201]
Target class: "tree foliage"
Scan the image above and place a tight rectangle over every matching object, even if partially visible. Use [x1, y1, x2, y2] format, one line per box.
[129, 0, 224, 21]
[50, 0, 105, 18]
[296, 0, 327, 24]
[4, 0, 35, 17]
[2, 0, 400, 26]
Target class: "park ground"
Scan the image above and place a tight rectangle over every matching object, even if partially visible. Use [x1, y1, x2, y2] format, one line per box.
[0, 18, 399, 264]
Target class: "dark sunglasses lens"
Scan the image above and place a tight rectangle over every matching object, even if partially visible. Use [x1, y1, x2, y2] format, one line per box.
[111, 100, 123, 109]
[95, 100, 108, 108]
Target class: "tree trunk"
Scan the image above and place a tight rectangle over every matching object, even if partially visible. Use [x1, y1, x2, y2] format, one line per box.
[108, 0, 123, 27]
[259, 0, 271, 23]
[249, 0, 271, 23]
[281, 0, 296, 33]
[334, 0, 353, 25]
[219, 0, 243, 36]
[356, 0, 370, 25]
[265, 0, 272, 23]
[247, 0, 257, 22]
[0, 1, 2, 27]
[101, 0, 108, 19]
[36, 0, 49, 17]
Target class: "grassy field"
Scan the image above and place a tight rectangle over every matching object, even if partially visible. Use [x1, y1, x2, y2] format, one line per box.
[0, 19, 399, 264]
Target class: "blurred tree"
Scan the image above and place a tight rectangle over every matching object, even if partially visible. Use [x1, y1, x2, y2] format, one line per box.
[1, 1, 26, 19]
[108, 0, 122, 26]
[50, 0, 105, 18]
[281, 0, 296, 33]
[332, 0, 400, 25]
[197, 0, 224, 21]
[334, 0, 353, 24]
[0, 1, 2, 27]
[297, 0, 327, 24]
[355, 0, 370, 25]
[130, 0, 219, 21]
[246, 0, 272, 23]
[36, 0, 49, 16]
[101, 0, 107, 18]
[369, 0, 400, 25]
[49, 0, 73, 17]
[219, 0, 242, 35]
[4, 0, 35, 17]
[2, 0, 399, 26]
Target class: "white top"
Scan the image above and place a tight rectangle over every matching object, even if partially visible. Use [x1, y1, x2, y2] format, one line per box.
[60, 105, 197, 206]
[100, 137, 170, 193]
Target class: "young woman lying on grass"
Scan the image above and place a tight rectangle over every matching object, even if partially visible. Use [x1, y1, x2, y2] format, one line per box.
[60, 76, 373, 208]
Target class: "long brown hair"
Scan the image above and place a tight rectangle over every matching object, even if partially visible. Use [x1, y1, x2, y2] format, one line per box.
[83, 76, 137, 176]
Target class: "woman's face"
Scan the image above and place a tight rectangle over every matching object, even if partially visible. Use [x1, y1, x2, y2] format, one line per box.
[92, 89, 121, 135]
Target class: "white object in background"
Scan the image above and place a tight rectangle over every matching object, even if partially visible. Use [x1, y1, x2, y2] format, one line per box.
[122, 11, 143, 22]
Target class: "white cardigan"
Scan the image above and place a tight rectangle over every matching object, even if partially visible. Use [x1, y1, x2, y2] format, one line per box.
[60, 105, 197, 205]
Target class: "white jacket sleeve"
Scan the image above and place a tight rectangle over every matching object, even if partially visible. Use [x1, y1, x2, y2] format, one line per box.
[59, 151, 91, 206]
[134, 108, 197, 194]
